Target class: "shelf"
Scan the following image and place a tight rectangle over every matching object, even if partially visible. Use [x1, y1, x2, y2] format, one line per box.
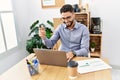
[90, 34, 102, 37]
[90, 51, 100, 57]
[75, 12, 89, 14]
[75, 12, 90, 28]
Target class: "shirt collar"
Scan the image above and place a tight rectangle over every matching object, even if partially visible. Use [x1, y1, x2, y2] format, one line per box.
[63, 20, 79, 30]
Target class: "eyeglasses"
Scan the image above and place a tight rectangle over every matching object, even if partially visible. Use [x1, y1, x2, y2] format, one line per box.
[61, 16, 72, 21]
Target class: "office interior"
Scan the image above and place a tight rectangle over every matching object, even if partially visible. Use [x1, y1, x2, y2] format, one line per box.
[0, 0, 120, 79]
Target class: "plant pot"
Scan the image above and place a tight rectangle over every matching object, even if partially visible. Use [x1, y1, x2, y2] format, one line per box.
[91, 48, 95, 53]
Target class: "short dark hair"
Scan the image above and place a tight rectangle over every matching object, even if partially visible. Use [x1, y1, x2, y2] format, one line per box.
[60, 4, 74, 14]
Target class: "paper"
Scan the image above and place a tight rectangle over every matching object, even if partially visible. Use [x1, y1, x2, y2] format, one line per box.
[77, 58, 112, 74]
[42, 0, 55, 6]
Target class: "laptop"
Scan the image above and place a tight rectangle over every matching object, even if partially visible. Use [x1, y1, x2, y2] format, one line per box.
[33, 49, 67, 67]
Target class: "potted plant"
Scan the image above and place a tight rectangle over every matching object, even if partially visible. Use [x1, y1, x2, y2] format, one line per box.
[26, 20, 53, 54]
[90, 42, 96, 52]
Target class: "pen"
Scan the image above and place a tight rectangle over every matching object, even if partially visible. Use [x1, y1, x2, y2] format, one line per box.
[26, 59, 31, 65]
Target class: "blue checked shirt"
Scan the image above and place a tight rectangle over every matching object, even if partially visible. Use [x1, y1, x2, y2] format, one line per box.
[43, 21, 90, 57]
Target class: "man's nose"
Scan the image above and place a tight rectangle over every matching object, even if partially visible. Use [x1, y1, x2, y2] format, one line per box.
[64, 19, 69, 23]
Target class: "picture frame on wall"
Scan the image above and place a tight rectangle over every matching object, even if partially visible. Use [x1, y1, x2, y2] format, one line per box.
[41, 0, 64, 8]
[41, 0, 81, 8]
[42, 0, 55, 6]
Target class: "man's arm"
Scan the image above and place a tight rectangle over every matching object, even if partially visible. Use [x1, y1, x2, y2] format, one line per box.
[43, 27, 60, 48]
[73, 28, 90, 57]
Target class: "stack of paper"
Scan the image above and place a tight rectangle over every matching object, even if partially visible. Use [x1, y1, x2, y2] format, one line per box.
[77, 58, 112, 74]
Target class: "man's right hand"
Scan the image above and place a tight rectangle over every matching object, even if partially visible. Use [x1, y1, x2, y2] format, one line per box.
[39, 26, 46, 39]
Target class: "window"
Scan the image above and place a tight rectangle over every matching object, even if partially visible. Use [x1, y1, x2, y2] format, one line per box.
[0, 0, 18, 54]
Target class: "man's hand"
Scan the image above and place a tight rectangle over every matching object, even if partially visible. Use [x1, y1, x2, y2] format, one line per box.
[66, 51, 74, 62]
[39, 25, 46, 39]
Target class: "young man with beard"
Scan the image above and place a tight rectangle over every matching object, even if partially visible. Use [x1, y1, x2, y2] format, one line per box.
[39, 4, 90, 61]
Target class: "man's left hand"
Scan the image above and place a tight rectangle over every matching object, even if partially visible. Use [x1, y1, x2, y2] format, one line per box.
[66, 52, 74, 62]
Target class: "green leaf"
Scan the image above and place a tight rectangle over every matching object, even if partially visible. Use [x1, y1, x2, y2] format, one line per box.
[30, 20, 39, 30]
[47, 20, 54, 27]
[46, 27, 53, 38]
[90, 42, 96, 48]
[28, 27, 39, 36]
[26, 39, 35, 53]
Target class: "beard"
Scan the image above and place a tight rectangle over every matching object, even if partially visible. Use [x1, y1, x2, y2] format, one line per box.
[63, 20, 74, 27]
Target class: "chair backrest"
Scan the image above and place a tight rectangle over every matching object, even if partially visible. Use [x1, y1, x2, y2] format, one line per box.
[53, 18, 62, 50]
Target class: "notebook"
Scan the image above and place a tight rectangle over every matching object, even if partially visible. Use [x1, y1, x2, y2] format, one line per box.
[33, 49, 67, 67]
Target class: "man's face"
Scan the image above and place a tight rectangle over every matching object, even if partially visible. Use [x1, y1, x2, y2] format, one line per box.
[61, 12, 75, 27]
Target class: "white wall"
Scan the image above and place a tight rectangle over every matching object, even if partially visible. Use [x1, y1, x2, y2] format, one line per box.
[27, 0, 120, 66]
[27, 0, 60, 26]
[12, 0, 29, 41]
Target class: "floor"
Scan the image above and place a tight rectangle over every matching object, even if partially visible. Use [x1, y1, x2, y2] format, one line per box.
[112, 69, 120, 80]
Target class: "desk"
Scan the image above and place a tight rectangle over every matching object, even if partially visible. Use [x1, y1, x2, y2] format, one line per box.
[0, 54, 112, 80]
[32, 56, 112, 80]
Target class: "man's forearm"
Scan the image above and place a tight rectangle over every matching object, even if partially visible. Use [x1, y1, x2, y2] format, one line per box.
[73, 48, 89, 57]
[44, 38, 55, 48]
[43, 38, 54, 48]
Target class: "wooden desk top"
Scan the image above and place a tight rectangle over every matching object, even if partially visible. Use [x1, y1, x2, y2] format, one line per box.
[0, 54, 112, 80]
[31, 56, 112, 80]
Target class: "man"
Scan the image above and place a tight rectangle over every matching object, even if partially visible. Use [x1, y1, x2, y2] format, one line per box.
[39, 4, 90, 61]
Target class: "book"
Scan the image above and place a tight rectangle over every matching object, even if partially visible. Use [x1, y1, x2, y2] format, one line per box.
[77, 58, 112, 74]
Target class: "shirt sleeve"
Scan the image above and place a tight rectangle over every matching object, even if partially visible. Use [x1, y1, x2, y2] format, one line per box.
[73, 27, 90, 57]
[43, 27, 60, 48]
